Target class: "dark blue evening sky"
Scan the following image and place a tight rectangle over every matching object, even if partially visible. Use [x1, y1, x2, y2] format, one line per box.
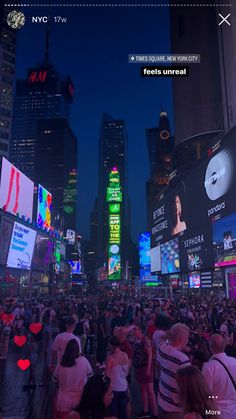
[15, 6, 174, 243]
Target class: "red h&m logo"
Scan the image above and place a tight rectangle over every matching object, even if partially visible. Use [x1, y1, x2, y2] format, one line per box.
[28, 70, 47, 83]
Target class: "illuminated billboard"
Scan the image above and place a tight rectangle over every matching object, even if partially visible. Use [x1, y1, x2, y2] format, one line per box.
[54, 241, 66, 273]
[189, 272, 201, 289]
[139, 232, 158, 282]
[0, 217, 14, 265]
[31, 234, 54, 271]
[107, 168, 122, 280]
[109, 214, 121, 244]
[106, 168, 122, 203]
[139, 232, 151, 267]
[37, 184, 52, 230]
[0, 157, 34, 222]
[68, 260, 82, 275]
[66, 229, 76, 244]
[107, 187, 122, 202]
[151, 126, 236, 273]
[213, 212, 236, 267]
[161, 238, 180, 274]
[151, 246, 161, 273]
[7, 222, 36, 270]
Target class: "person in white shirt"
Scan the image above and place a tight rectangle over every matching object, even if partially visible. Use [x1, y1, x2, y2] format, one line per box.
[51, 317, 81, 368]
[152, 315, 171, 363]
[157, 323, 191, 419]
[202, 333, 236, 419]
[53, 339, 93, 415]
[105, 335, 129, 419]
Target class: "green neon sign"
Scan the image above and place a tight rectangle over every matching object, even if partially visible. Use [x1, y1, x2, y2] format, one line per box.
[109, 203, 120, 214]
[107, 169, 122, 280]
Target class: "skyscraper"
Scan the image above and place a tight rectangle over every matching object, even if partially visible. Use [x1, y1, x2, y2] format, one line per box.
[146, 111, 174, 229]
[0, 6, 17, 160]
[170, 2, 224, 144]
[35, 118, 77, 233]
[10, 31, 74, 179]
[96, 113, 131, 278]
[216, 3, 236, 130]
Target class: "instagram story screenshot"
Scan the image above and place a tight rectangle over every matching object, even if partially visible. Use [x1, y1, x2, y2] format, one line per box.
[0, 1, 236, 419]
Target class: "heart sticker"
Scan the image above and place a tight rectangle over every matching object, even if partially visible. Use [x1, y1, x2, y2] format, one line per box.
[17, 359, 31, 371]
[14, 336, 27, 347]
[29, 322, 42, 334]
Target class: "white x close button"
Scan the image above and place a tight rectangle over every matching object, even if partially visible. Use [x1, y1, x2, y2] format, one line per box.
[218, 13, 231, 26]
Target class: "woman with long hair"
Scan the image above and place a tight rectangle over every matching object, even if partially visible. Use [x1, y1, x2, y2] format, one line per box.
[172, 194, 186, 236]
[176, 365, 216, 419]
[53, 339, 92, 419]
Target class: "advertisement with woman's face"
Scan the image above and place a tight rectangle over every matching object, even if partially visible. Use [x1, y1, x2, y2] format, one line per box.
[177, 161, 214, 272]
[170, 183, 188, 237]
[151, 158, 214, 272]
[151, 126, 236, 273]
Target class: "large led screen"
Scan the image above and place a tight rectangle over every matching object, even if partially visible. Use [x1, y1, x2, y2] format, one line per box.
[213, 212, 236, 267]
[68, 260, 82, 275]
[0, 217, 13, 265]
[139, 232, 151, 267]
[7, 222, 36, 270]
[54, 241, 66, 273]
[66, 229, 75, 244]
[189, 272, 201, 289]
[151, 126, 236, 273]
[31, 234, 54, 271]
[37, 184, 52, 230]
[0, 158, 34, 222]
[150, 246, 161, 273]
[161, 238, 180, 274]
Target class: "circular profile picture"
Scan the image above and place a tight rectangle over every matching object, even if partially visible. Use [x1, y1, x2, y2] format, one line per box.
[7, 11, 25, 29]
[204, 149, 233, 201]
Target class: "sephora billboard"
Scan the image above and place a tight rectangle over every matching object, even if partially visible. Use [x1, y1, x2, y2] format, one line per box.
[151, 126, 236, 273]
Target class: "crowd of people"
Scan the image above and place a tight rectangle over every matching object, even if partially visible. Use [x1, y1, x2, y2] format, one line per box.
[0, 291, 236, 419]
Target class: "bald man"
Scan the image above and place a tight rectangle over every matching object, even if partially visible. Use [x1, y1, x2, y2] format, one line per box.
[202, 334, 236, 419]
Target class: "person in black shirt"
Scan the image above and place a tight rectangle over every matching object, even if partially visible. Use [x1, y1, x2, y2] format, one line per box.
[77, 375, 114, 419]
[96, 309, 108, 367]
[110, 308, 122, 334]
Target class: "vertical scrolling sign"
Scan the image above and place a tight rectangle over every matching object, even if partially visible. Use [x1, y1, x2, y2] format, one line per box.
[106, 168, 122, 280]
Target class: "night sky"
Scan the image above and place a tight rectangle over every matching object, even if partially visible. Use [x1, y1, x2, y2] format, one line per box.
[14, 5, 174, 243]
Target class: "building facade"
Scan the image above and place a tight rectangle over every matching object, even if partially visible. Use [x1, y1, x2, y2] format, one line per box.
[0, 6, 17, 160]
[95, 113, 133, 279]
[10, 35, 74, 179]
[146, 111, 174, 229]
[216, 3, 236, 131]
[35, 118, 77, 233]
[170, 2, 224, 144]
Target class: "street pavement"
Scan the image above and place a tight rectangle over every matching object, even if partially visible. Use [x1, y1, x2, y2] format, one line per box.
[0, 343, 54, 419]
[0, 342, 142, 419]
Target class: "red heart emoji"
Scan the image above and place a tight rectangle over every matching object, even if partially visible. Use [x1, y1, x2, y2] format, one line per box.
[17, 359, 31, 371]
[14, 336, 27, 347]
[29, 322, 42, 334]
